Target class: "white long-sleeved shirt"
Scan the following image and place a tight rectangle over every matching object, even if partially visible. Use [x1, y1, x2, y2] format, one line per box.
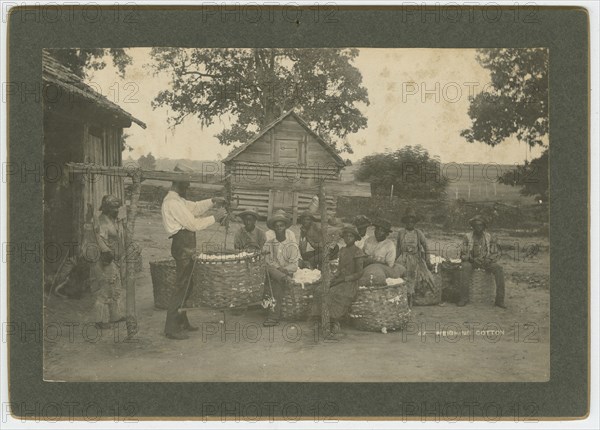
[161, 191, 215, 235]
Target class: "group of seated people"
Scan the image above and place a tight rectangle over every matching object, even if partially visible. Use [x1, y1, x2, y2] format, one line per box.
[233, 205, 506, 335]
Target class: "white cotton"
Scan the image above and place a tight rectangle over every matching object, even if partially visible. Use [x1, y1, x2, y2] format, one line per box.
[293, 268, 322, 284]
[385, 278, 405, 285]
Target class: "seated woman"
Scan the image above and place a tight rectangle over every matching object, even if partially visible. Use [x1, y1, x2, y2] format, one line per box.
[262, 210, 300, 327]
[362, 217, 405, 280]
[234, 207, 266, 252]
[311, 225, 365, 335]
[352, 215, 372, 250]
[395, 208, 436, 307]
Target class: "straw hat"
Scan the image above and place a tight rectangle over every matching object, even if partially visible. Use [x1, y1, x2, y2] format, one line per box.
[238, 207, 260, 219]
[469, 214, 488, 228]
[172, 163, 192, 186]
[340, 225, 361, 240]
[99, 195, 121, 211]
[297, 210, 320, 223]
[401, 207, 422, 224]
[267, 209, 292, 230]
[352, 215, 371, 229]
[372, 217, 392, 232]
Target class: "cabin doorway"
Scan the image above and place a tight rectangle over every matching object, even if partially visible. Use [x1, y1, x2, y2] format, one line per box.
[268, 189, 299, 224]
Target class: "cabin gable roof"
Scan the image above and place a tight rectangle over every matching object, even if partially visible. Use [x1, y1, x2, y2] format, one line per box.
[222, 110, 345, 167]
[42, 51, 147, 129]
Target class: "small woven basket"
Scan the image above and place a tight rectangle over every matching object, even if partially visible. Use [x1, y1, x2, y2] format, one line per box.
[413, 273, 443, 306]
[280, 281, 320, 321]
[149, 259, 203, 310]
[194, 251, 266, 309]
[470, 269, 496, 305]
[349, 283, 411, 332]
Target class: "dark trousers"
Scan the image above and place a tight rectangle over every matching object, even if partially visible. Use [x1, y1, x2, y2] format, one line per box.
[459, 261, 505, 304]
[265, 266, 289, 320]
[164, 229, 196, 336]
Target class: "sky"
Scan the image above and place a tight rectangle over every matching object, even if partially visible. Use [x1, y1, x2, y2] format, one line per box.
[85, 48, 545, 164]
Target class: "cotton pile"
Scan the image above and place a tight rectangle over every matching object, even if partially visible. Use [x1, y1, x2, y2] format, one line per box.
[293, 268, 321, 284]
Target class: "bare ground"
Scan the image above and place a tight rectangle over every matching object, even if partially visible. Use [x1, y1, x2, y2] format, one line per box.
[43, 210, 549, 382]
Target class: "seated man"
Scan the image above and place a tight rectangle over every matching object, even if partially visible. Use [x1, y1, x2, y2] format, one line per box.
[234, 207, 266, 252]
[298, 211, 339, 269]
[459, 215, 506, 308]
[262, 210, 300, 326]
[363, 218, 396, 268]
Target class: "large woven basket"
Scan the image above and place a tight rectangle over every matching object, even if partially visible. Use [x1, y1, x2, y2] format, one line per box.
[193, 251, 266, 309]
[280, 281, 320, 321]
[349, 283, 411, 332]
[149, 259, 203, 310]
[470, 269, 496, 305]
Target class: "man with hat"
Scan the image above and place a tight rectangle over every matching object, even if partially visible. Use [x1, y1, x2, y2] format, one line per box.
[161, 164, 228, 340]
[298, 210, 328, 269]
[262, 209, 300, 326]
[458, 214, 506, 308]
[363, 218, 397, 268]
[234, 207, 266, 251]
[91, 195, 126, 329]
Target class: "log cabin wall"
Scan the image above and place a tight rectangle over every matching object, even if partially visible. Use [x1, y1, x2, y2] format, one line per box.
[225, 113, 342, 223]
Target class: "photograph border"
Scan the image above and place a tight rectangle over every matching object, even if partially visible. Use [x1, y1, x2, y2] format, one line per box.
[6, 4, 589, 420]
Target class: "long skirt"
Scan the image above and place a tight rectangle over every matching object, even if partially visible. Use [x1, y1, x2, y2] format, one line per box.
[311, 281, 357, 320]
[396, 253, 435, 296]
[90, 261, 125, 324]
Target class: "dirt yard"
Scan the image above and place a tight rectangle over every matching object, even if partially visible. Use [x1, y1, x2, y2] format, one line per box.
[43, 210, 549, 382]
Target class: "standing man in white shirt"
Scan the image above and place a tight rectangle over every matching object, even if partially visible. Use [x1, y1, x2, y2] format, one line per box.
[161, 165, 227, 340]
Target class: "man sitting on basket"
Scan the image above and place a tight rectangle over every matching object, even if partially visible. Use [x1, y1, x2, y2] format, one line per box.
[298, 210, 339, 269]
[352, 215, 372, 250]
[234, 207, 266, 252]
[458, 214, 506, 308]
[262, 209, 300, 327]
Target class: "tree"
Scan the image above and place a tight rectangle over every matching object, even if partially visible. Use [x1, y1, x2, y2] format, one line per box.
[150, 48, 369, 152]
[356, 145, 447, 199]
[345, 159, 353, 166]
[461, 48, 549, 202]
[499, 149, 548, 203]
[137, 152, 156, 170]
[49, 48, 132, 79]
[461, 48, 548, 148]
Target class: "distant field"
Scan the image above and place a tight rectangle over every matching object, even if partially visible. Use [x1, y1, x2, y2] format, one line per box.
[342, 162, 536, 205]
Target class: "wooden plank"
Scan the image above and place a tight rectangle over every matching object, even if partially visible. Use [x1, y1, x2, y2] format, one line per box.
[267, 189, 274, 218]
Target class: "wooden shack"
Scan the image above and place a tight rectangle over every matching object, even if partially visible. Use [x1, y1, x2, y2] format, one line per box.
[43, 51, 146, 270]
[223, 110, 345, 223]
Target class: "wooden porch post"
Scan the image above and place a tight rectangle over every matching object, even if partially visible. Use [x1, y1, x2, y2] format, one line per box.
[125, 171, 142, 338]
[319, 181, 331, 336]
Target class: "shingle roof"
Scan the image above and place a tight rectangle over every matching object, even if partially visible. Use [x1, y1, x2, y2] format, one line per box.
[222, 110, 345, 167]
[42, 51, 146, 129]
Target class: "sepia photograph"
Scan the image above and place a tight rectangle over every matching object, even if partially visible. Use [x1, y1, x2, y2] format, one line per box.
[42, 46, 550, 383]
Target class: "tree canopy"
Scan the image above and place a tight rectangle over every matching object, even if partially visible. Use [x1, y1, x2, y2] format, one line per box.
[499, 149, 548, 203]
[50, 48, 132, 79]
[355, 145, 447, 199]
[150, 48, 369, 153]
[137, 152, 157, 170]
[461, 48, 548, 148]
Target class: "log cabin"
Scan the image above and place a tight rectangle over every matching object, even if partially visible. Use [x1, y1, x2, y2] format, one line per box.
[43, 51, 146, 274]
[223, 110, 346, 223]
